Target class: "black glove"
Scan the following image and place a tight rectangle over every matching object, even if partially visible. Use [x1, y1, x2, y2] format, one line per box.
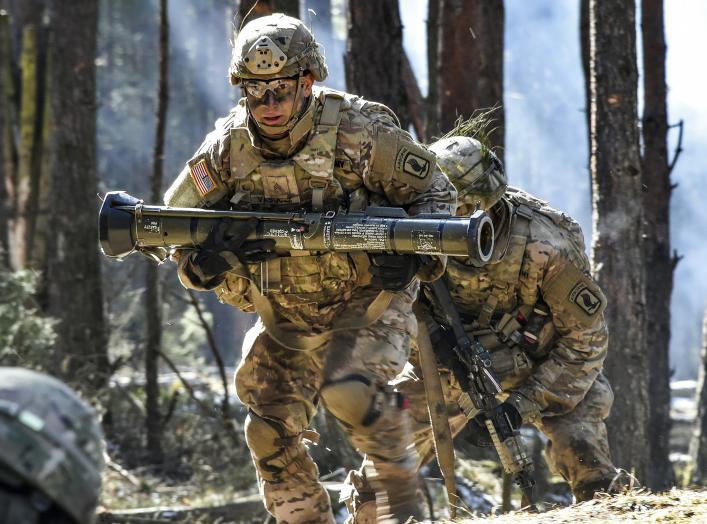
[465, 401, 523, 448]
[191, 218, 276, 281]
[369, 254, 420, 291]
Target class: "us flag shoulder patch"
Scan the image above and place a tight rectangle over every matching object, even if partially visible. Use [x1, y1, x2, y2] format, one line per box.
[189, 159, 218, 197]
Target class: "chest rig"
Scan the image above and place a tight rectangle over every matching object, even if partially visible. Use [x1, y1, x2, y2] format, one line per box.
[228, 90, 346, 212]
[447, 202, 535, 325]
[439, 202, 555, 386]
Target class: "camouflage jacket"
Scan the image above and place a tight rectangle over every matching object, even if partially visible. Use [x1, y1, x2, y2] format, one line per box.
[425, 187, 608, 419]
[164, 86, 456, 331]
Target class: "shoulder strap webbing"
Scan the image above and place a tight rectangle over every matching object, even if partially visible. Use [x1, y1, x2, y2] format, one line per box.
[477, 206, 534, 327]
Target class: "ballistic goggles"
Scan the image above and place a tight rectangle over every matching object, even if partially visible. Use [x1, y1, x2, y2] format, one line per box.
[242, 77, 299, 100]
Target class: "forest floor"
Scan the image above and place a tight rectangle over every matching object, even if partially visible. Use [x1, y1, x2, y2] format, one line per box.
[458, 489, 707, 523]
[97, 369, 706, 523]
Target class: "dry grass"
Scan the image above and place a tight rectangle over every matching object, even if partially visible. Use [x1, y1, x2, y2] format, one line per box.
[454, 489, 707, 523]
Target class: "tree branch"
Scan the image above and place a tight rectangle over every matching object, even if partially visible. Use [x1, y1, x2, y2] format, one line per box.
[667, 119, 684, 178]
[671, 249, 683, 271]
[186, 289, 232, 422]
[156, 348, 217, 418]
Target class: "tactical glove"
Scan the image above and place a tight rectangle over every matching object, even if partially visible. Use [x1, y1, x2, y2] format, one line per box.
[189, 218, 277, 284]
[369, 254, 420, 291]
[465, 400, 523, 448]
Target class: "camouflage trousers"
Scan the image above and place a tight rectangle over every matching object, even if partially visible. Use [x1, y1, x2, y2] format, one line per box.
[398, 357, 616, 494]
[235, 290, 424, 524]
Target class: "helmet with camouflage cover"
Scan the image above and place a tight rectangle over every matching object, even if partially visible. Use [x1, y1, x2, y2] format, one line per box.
[429, 136, 507, 211]
[0, 368, 104, 524]
[229, 13, 328, 85]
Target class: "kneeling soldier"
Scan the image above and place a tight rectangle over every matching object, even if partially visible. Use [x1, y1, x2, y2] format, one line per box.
[344, 136, 621, 521]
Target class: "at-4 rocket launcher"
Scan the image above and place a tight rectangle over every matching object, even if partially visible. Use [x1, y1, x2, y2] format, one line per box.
[98, 191, 495, 262]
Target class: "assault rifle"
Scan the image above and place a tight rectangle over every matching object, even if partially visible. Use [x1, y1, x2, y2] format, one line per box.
[98, 191, 494, 262]
[425, 276, 538, 509]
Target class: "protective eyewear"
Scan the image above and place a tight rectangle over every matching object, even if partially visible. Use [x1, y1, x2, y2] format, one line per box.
[242, 78, 298, 100]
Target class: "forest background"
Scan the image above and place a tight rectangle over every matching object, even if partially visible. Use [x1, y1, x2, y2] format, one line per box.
[1, 0, 707, 521]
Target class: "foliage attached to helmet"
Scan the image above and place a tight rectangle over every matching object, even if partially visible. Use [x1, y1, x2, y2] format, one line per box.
[229, 13, 328, 85]
[0, 368, 104, 524]
[430, 110, 507, 212]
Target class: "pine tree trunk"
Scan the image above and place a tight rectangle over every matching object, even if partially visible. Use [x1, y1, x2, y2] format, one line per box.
[10, 23, 36, 268]
[641, 0, 675, 490]
[580, 0, 590, 189]
[402, 51, 425, 141]
[45, 0, 109, 396]
[145, 0, 170, 465]
[588, 0, 649, 481]
[31, 41, 50, 275]
[689, 308, 707, 485]
[426, 0, 440, 141]
[0, 10, 12, 266]
[345, 0, 409, 130]
[238, 0, 299, 26]
[438, 0, 504, 161]
[271, 0, 299, 17]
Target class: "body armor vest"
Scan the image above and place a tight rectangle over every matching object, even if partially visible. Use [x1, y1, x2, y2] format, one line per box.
[216, 88, 372, 329]
[227, 88, 351, 212]
[438, 188, 587, 389]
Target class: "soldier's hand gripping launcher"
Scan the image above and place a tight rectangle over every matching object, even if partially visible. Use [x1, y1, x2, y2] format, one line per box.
[99, 191, 495, 262]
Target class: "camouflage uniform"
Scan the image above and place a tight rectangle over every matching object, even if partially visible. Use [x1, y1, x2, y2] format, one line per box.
[164, 14, 456, 524]
[0, 367, 104, 524]
[404, 136, 616, 499]
[344, 137, 617, 519]
[403, 186, 616, 493]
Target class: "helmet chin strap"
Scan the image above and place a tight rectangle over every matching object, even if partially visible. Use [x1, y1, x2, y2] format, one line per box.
[248, 73, 310, 140]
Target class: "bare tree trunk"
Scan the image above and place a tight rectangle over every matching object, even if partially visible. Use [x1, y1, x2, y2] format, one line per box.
[10, 24, 36, 268]
[588, 0, 649, 481]
[145, 0, 170, 465]
[3, 1, 46, 270]
[0, 10, 11, 265]
[45, 0, 109, 396]
[426, 0, 440, 141]
[689, 308, 707, 485]
[31, 42, 50, 275]
[402, 52, 425, 141]
[238, 0, 299, 26]
[345, 0, 409, 129]
[272, 0, 299, 17]
[438, 0, 504, 161]
[580, 0, 590, 202]
[641, 0, 675, 491]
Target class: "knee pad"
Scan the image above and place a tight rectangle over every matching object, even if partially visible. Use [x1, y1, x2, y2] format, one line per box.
[320, 374, 380, 428]
[244, 411, 285, 460]
[245, 412, 318, 482]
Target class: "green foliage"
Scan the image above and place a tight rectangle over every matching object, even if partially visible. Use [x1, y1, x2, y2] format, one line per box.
[0, 268, 56, 368]
[440, 105, 502, 163]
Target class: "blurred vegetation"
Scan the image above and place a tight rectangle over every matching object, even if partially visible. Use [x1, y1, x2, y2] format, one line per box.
[0, 266, 56, 368]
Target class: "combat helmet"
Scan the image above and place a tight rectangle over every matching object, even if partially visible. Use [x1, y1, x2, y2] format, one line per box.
[429, 136, 507, 211]
[0, 367, 104, 524]
[229, 13, 328, 85]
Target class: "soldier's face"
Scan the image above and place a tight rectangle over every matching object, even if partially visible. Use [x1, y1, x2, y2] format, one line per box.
[246, 74, 314, 127]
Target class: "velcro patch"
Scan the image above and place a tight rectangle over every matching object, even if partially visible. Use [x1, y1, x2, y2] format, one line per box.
[542, 262, 607, 328]
[395, 146, 431, 179]
[189, 158, 219, 198]
[569, 283, 603, 315]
